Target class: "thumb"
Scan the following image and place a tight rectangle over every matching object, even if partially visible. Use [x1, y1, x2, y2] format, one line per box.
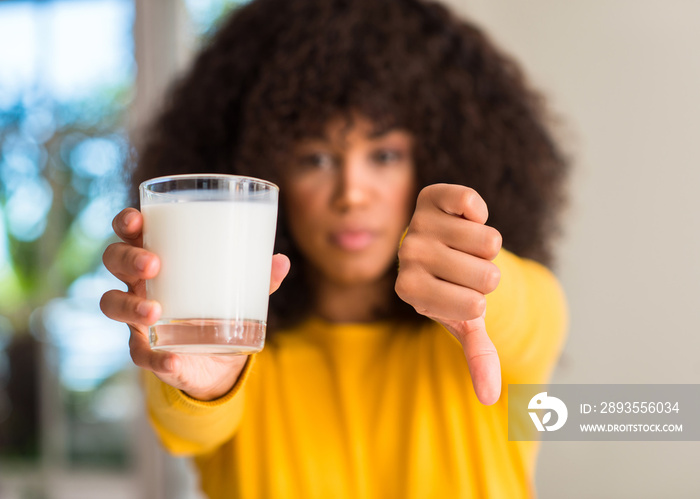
[440, 312, 502, 405]
[269, 254, 291, 294]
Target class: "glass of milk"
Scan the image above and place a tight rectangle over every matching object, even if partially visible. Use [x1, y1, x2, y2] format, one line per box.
[139, 174, 278, 354]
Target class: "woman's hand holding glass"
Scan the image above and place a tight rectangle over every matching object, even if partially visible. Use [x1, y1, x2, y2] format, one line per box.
[100, 208, 291, 401]
[396, 184, 503, 405]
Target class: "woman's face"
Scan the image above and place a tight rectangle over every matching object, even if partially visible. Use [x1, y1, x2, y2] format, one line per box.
[282, 114, 416, 287]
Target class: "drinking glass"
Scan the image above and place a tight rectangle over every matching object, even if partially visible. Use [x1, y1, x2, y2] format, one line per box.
[139, 174, 279, 354]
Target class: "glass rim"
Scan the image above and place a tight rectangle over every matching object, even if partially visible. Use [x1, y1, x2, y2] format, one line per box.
[139, 173, 279, 192]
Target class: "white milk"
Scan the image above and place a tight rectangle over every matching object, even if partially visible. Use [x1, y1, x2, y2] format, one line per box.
[142, 200, 278, 322]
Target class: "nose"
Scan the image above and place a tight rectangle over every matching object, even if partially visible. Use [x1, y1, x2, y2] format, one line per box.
[331, 155, 370, 211]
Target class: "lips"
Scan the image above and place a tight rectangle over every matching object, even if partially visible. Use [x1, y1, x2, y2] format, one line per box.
[331, 229, 376, 251]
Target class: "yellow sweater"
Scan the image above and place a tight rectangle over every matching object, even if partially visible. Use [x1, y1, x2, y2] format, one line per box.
[145, 249, 568, 498]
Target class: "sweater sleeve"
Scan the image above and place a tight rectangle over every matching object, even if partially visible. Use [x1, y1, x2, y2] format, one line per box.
[485, 249, 569, 385]
[144, 354, 256, 456]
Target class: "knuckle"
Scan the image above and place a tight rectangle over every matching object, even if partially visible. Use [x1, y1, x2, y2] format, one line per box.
[474, 294, 487, 316]
[407, 213, 427, 234]
[485, 228, 502, 259]
[458, 191, 471, 214]
[462, 186, 477, 199]
[113, 208, 134, 234]
[397, 235, 421, 265]
[128, 343, 141, 365]
[460, 187, 477, 208]
[99, 291, 112, 315]
[416, 185, 432, 205]
[461, 187, 487, 221]
[464, 294, 486, 320]
[483, 264, 501, 293]
[413, 304, 430, 316]
[111, 211, 122, 234]
[102, 243, 119, 267]
[128, 330, 148, 367]
[423, 183, 441, 196]
[395, 271, 420, 303]
[418, 183, 443, 207]
[394, 273, 410, 301]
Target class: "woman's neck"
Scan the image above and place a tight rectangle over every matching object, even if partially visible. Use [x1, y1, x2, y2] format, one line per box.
[311, 273, 394, 323]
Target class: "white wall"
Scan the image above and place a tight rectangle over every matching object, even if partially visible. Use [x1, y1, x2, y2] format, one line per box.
[442, 0, 700, 497]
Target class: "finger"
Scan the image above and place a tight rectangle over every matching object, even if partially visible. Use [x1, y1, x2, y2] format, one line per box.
[456, 315, 502, 405]
[395, 270, 486, 322]
[112, 208, 143, 246]
[102, 242, 160, 289]
[100, 289, 161, 325]
[440, 315, 502, 405]
[128, 324, 178, 374]
[269, 253, 291, 294]
[421, 184, 488, 224]
[428, 248, 501, 295]
[426, 215, 502, 261]
[399, 232, 499, 293]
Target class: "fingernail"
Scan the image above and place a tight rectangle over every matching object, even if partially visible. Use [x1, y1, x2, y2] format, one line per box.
[123, 211, 137, 230]
[135, 254, 149, 271]
[136, 300, 151, 317]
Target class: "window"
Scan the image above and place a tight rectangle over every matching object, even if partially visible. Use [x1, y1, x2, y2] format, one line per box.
[0, 1, 137, 497]
[0, 1, 247, 497]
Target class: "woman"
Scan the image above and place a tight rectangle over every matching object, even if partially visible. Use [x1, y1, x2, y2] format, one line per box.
[101, 0, 569, 496]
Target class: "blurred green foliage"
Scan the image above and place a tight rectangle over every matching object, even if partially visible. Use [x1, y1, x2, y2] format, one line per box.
[0, 85, 131, 335]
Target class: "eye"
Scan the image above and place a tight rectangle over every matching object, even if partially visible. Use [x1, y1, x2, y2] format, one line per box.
[371, 149, 403, 164]
[297, 152, 335, 170]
